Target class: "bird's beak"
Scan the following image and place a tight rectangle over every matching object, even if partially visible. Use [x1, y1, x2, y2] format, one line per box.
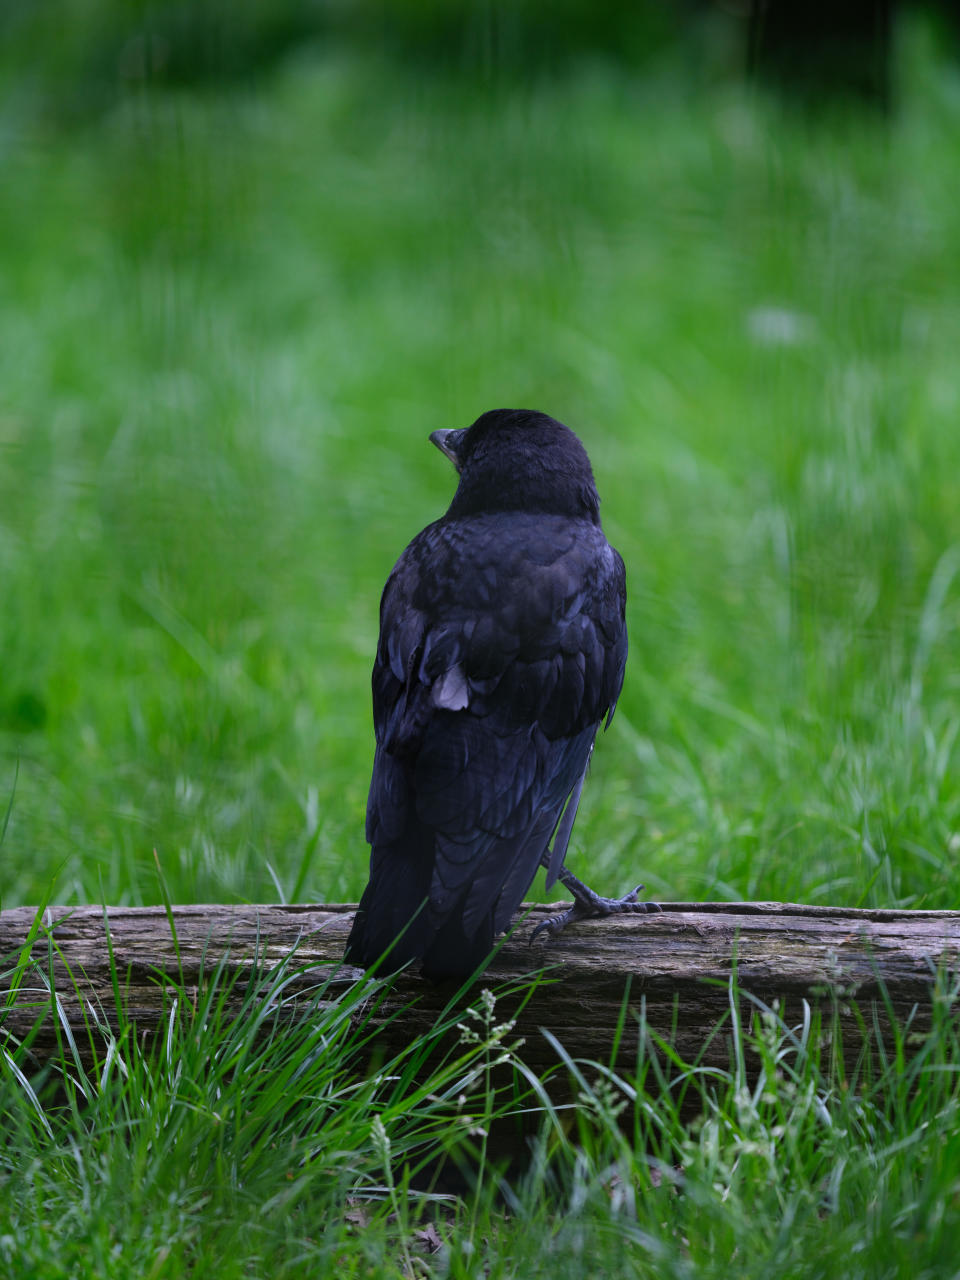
[429, 428, 466, 472]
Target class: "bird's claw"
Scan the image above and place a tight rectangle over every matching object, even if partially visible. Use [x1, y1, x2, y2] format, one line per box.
[529, 882, 661, 946]
[529, 910, 579, 945]
[598, 884, 662, 916]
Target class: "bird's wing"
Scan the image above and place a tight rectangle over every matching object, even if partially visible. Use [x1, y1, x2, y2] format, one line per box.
[542, 757, 588, 890]
[364, 512, 626, 959]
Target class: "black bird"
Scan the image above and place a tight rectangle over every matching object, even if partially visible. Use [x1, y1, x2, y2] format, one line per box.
[345, 408, 658, 979]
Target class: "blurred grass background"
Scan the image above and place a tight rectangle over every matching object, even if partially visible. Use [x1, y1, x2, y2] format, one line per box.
[0, 1, 958, 916]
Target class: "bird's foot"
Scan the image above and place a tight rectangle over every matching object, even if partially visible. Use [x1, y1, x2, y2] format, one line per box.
[530, 869, 661, 944]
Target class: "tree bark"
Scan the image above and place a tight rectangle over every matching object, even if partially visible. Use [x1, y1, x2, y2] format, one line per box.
[4, 901, 960, 1096]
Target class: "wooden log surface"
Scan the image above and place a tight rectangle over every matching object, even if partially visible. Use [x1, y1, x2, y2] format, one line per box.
[3, 902, 960, 1088]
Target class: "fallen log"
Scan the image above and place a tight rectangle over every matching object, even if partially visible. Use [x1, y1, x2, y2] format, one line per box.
[3, 901, 959, 1094]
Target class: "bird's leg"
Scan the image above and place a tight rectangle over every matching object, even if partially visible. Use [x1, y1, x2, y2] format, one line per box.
[531, 857, 661, 944]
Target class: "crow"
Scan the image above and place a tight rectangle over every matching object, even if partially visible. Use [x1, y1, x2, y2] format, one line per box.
[345, 408, 658, 979]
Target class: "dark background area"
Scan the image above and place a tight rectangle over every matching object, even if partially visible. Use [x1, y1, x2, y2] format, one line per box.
[3, 1, 958, 113]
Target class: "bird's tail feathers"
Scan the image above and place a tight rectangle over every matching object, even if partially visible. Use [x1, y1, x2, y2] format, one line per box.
[344, 837, 435, 973]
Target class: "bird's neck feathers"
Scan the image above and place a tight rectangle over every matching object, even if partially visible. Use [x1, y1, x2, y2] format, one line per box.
[446, 452, 602, 524]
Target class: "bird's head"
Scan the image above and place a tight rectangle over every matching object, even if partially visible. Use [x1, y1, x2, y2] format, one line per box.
[430, 409, 601, 523]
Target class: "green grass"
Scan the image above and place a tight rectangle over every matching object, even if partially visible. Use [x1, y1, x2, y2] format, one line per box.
[2, 15, 960, 1278]
[5, 931, 960, 1278]
[1, 37, 959, 914]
